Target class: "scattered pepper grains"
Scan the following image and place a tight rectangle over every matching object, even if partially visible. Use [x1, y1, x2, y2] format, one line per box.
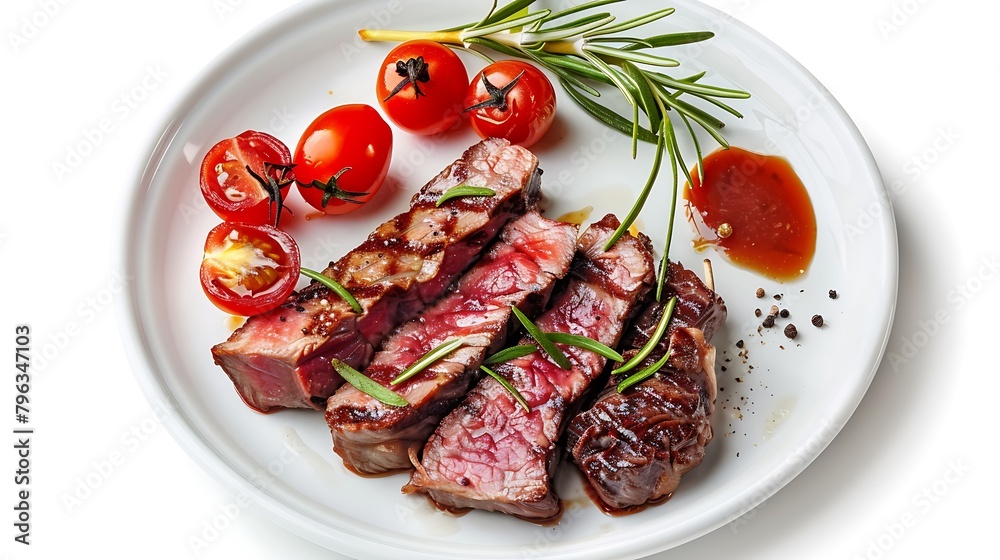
[779, 309, 790, 318]
[754, 308, 762, 317]
[755, 288, 765, 298]
[762, 315, 775, 328]
[773, 293, 782, 301]
[829, 289, 839, 299]
[811, 314, 824, 327]
[769, 305, 779, 316]
[784, 323, 798, 339]
[736, 339, 744, 348]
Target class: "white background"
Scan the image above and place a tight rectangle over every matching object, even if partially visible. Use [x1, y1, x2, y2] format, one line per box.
[3, 0, 996, 558]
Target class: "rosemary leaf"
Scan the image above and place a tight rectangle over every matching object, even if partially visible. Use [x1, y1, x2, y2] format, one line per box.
[436, 185, 496, 207]
[512, 306, 572, 370]
[658, 87, 729, 148]
[466, 10, 550, 39]
[391, 337, 466, 385]
[602, 119, 665, 251]
[534, 11, 613, 34]
[680, 111, 704, 186]
[688, 89, 745, 119]
[623, 60, 661, 132]
[622, 31, 715, 50]
[525, 15, 613, 43]
[585, 44, 680, 67]
[479, 0, 538, 28]
[333, 359, 409, 407]
[300, 268, 362, 314]
[483, 344, 537, 365]
[544, 332, 624, 362]
[616, 351, 670, 393]
[536, 52, 611, 85]
[541, 0, 625, 24]
[580, 48, 636, 108]
[587, 36, 656, 48]
[657, 121, 680, 302]
[534, 54, 604, 96]
[613, 296, 677, 375]
[649, 72, 750, 99]
[585, 7, 675, 37]
[480, 365, 531, 412]
[561, 79, 657, 143]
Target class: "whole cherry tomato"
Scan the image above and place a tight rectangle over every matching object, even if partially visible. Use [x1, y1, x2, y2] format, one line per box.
[293, 104, 392, 215]
[465, 60, 556, 148]
[376, 40, 468, 135]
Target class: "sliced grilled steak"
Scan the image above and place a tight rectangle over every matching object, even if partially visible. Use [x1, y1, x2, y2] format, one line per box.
[565, 327, 716, 512]
[623, 259, 727, 349]
[403, 214, 655, 522]
[212, 139, 541, 412]
[325, 212, 578, 475]
[565, 260, 726, 513]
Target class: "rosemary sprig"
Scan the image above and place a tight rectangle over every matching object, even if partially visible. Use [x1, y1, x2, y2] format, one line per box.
[359, 0, 749, 297]
[616, 350, 670, 393]
[300, 267, 362, 314]
[483, 344, 537, 365]
[612, 295, 677, 375]
[332, 359, 409, 407]
[436, 185, 496, 207]
[543, 332, 623, 362]
[511, 306, 571, 369]
[391, 337, 466, 385]
[480, 365, 531, 412]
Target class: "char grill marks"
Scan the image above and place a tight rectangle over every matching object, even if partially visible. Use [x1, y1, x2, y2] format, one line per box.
[325, 212, 578, 475]
[403, 214, 655, 522]
[565, 261, 726, 513]
[212, 139, 540, 412]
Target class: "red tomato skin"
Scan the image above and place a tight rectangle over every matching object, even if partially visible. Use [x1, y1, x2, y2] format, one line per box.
[376, 40, 468, 135]
[465, 60, 556, 148]
[199, 222, 301, 316]
[199, 130, 292, 225]
[293, 104, 392, 215]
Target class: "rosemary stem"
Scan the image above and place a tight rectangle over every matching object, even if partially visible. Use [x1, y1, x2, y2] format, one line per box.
[540, 39, 583, 55]
[357, 28, 464, 45]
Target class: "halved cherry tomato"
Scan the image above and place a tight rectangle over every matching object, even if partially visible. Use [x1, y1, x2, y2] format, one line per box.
[376, 40, 468, 135]
[200, 130, 294, 227]
[199, 222, 301, 316]
[465, 60, 556, 148]
[293, 104, 392, 215]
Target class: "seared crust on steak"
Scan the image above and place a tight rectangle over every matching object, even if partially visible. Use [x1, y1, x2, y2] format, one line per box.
[566, 260, 726, 513]
[212, 139, 541, 412]
[403, 215, 655, 522]
[325, 212, 578, 474]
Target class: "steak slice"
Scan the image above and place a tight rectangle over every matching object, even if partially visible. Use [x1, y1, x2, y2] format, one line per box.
[565, 260, 726, 513]
[403, 214, 655, 522]
[325, 212, 578, 475]
[565, 327, 716, 513]
[212, 139, 541, 412]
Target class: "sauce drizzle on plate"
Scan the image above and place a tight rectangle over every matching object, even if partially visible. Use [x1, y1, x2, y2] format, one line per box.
[684, 147, 816, 281]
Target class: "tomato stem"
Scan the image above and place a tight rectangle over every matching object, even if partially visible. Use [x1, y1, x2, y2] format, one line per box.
[463, 70, 525, 113]
[299, 167, 368, 208]
[383, 56, 431, 102]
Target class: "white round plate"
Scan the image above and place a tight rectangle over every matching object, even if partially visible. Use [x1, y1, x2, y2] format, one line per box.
[119, 0, 896, 558]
